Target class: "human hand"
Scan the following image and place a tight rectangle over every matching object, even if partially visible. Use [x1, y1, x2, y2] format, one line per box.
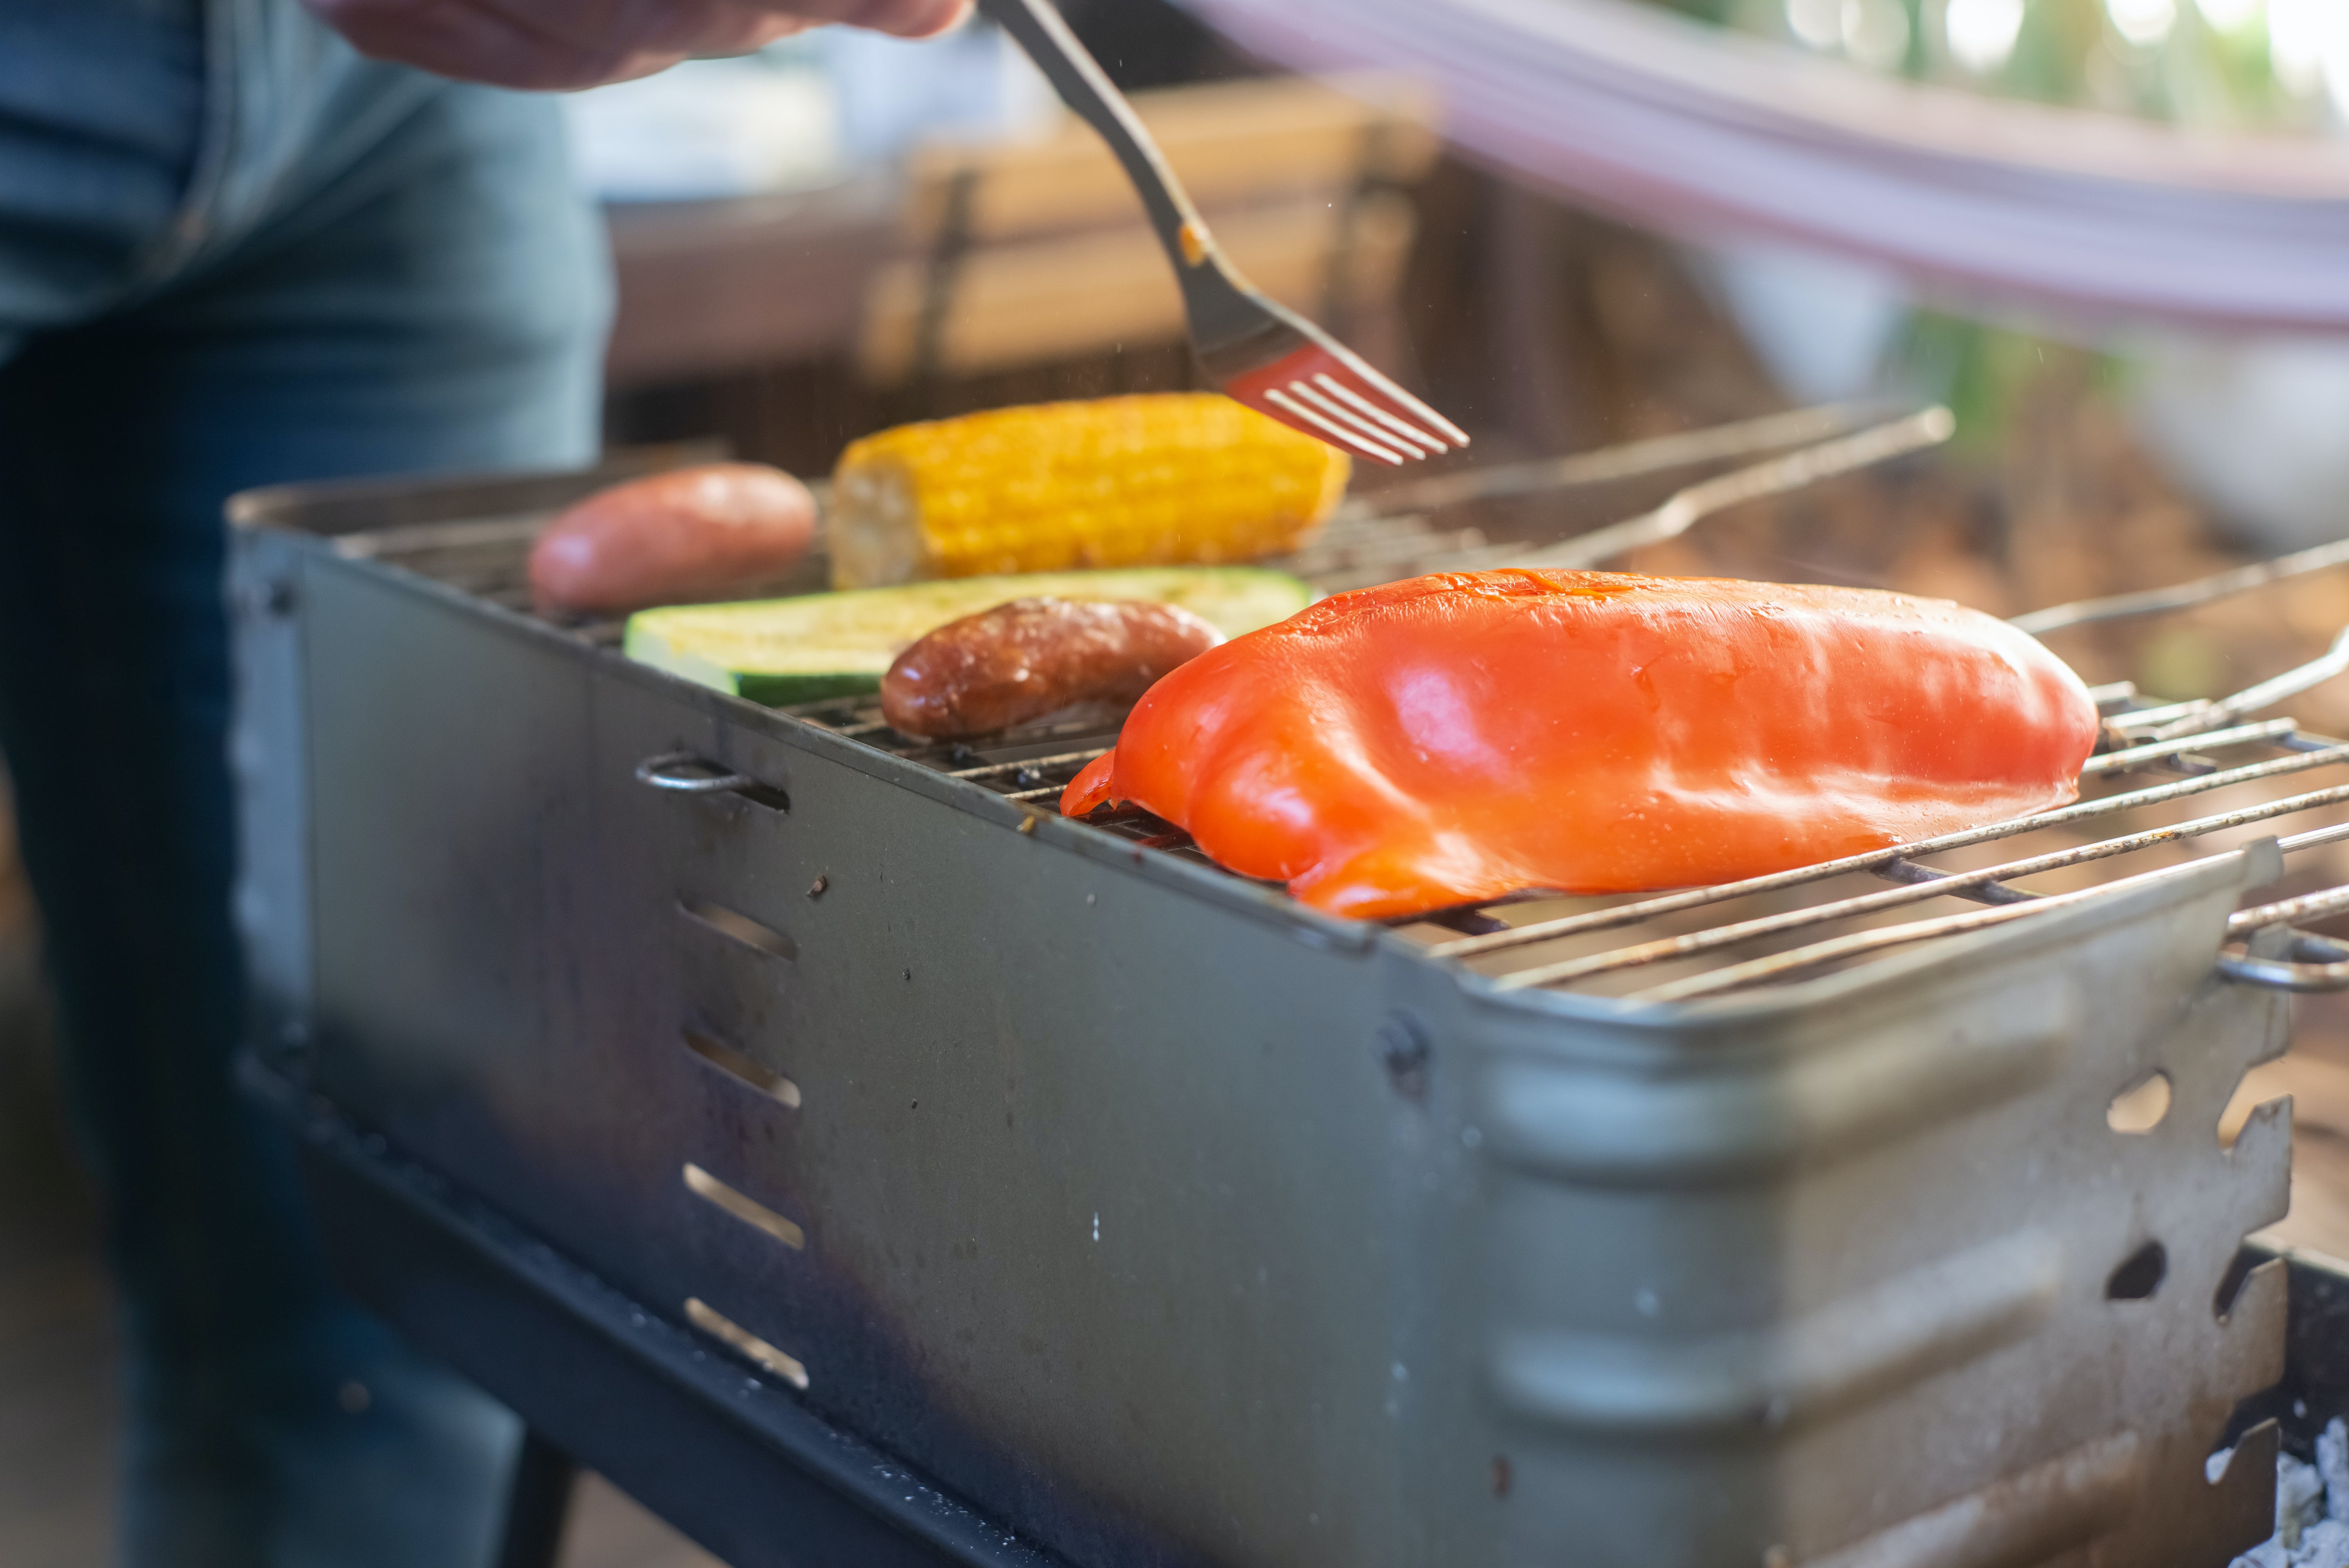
[302, 0, 973, 91]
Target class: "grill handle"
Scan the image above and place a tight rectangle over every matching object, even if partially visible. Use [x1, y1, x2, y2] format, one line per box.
[635, 751, 757, 794]
[2219, 937, 2349, 992]
[2219, 883, 2349, 991]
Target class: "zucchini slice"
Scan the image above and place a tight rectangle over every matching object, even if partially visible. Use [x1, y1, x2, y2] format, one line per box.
[624, 567, 1313, 707]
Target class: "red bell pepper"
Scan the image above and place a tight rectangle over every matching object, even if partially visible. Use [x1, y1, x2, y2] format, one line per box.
[1061, 569, 2099, 919]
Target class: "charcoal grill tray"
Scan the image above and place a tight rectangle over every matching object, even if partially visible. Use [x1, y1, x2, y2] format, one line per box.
[242, 1058, 2349, 1568]
[230, 444, 2312, 1568]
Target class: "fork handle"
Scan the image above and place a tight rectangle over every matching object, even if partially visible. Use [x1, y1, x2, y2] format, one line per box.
[975, 0, 1210, 275]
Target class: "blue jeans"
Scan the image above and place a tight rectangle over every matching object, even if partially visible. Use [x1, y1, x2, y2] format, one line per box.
[0, 3, 611, 1563]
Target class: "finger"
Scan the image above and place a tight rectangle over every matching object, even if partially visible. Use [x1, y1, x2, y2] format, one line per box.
[307, 0, 644, 87]
[526, 0, 811, 78]
[749, 0, 973, 39]
[660, 9, 813, 60]
[853, 0, 975, 38]
[307, 0, 802, 88]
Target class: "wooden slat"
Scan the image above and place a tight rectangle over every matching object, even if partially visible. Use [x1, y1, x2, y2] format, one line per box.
[901, 73, 1440, 245]
[603, 75, 1441, 391]
[859, 190, 1417, 382]
[0, 1256, 114, 1568]
[567, 1474, 727, 1568]
[604, 180, 897, 389]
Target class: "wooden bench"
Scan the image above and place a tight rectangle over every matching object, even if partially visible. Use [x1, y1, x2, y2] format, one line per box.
[857, 72, 1439, 387]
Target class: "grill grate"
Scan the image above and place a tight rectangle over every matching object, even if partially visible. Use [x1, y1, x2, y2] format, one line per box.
[339, 407, 2349, 1003]
[771, 684, 2349, 1001]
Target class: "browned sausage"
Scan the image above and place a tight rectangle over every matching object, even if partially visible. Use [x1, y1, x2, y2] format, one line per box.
[528, 463, 816, 617]
[881, 598, 1224, 738]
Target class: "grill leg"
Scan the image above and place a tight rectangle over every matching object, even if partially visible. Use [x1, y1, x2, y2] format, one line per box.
[497, 1429, 579, 1568]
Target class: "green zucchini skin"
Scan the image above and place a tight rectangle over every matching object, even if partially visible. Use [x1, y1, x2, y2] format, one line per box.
[625, 567, 1313, 708]
[730, 672, 891, 706]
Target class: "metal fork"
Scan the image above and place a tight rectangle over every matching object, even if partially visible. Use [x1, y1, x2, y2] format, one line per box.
[974, 0, 1469, 465]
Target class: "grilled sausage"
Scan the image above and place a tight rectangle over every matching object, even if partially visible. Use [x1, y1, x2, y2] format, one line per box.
[881, 597, 1224, 738]
[529, 463, 816, 617]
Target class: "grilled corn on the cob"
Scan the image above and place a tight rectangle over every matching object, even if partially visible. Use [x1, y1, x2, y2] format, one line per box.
[827, 393, 1349, 589]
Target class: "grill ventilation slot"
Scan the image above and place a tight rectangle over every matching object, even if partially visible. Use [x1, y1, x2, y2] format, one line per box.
[684, 1297, 809, 1390]
[683, 1163, 806, 1250]
[683, 1027, 802, 1108]
[2106, 1073, 2173, 1135]
[683, 901, 797, 960]
[2214, 1247, 2263, 1319]
[729, 781, 792, 813]
[2107, 1241, 2167, 1301]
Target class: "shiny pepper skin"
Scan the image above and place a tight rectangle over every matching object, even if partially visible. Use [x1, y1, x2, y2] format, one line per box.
[1061, 569, 2099, 920]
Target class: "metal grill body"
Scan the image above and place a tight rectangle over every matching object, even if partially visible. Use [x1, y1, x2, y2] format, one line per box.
[230, 458, 2293, 1568]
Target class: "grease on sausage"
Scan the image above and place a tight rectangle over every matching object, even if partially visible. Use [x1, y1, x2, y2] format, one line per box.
[529, 463, 816, 617]
[881, 598, 1223, 738]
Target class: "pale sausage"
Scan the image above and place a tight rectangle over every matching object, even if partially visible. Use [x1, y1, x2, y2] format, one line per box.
[529, 463, 816, 617]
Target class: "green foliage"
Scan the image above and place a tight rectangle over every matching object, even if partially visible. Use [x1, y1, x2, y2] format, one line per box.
[1878, 312, 2057, 449]
[1646, 0, 2330, 129]
[1642, 0, 2334, 429]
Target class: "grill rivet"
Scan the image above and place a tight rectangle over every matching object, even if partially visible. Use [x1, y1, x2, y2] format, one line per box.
[807, 875, 828, 899]
[1378, 1012, 1431, 1103]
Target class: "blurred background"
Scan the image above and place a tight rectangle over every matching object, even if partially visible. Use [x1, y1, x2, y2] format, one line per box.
[9, 0, 2349, 1560]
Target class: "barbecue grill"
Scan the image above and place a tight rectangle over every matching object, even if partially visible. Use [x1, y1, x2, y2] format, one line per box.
[227, 413, 2349, 1568]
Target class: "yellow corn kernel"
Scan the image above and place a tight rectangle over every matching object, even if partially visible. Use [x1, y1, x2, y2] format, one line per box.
[827, 393, 1349, 588]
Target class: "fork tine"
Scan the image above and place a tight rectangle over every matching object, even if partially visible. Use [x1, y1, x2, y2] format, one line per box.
[1324, 359, 1470, 450]
[1312, 374, 1449, 454]
[1291, 380, 1432, 459]
[1220, 338, 1463, 463]
[1262, 387, 1406, 465]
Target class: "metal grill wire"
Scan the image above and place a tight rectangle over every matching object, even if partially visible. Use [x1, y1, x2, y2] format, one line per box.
[777, 517, 2349, 1003]
[338, 407, 2349, 1000]
[791, 681, 2349, 1001]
